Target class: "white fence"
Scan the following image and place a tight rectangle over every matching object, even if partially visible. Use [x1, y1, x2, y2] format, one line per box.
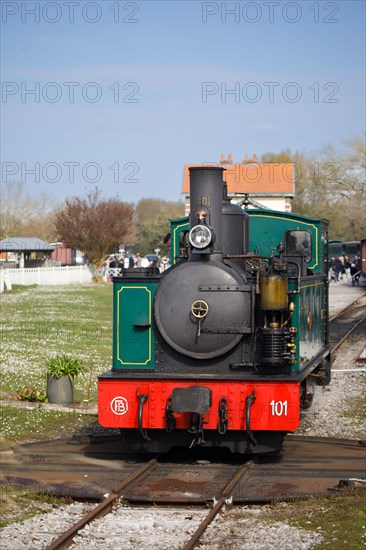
[0, 265, 93, 292]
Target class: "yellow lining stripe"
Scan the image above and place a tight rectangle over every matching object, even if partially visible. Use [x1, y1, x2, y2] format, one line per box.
[173, 222, 189, 263]
[299, 282, 325, 289]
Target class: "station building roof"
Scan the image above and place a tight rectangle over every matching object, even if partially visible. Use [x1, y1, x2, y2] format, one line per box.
[0, 238, 54, 252]
[181, 154, 295, 197]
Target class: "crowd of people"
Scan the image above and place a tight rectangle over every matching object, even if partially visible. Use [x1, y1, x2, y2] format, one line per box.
[101, 243, 362, 285]
[329, 255, 361, 283]
[100, 251, 171, 280]
[100, 233, 172, 280]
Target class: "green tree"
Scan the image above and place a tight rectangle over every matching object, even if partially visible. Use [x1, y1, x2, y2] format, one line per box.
[261, 149, 295, 164]
[133, 199, 185, 255]
[136, 214, 171, 256]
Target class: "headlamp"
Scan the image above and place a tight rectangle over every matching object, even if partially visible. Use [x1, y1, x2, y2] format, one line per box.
[189, 225, 213, 249]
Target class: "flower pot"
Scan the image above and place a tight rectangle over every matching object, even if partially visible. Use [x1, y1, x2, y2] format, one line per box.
[46, 374, 74, 404]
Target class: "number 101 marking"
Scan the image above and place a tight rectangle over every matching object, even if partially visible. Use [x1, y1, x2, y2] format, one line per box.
[270, 400, 288, 416]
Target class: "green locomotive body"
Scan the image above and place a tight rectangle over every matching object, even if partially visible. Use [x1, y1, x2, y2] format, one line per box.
[99, 167, 330, 453]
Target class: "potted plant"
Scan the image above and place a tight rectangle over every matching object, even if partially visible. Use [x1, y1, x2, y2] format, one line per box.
[46, 354, 86, 405]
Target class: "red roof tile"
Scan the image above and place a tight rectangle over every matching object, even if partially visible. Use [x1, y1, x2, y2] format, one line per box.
[182, 163, 294, 195]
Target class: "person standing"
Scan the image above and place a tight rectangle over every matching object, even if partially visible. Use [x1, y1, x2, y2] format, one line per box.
[334, 257, 343, 282]
[344, 256, 351, 280]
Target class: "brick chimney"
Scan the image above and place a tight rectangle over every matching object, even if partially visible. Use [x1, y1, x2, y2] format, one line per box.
[220, 153, 233, 165]
[243, 153, 257, 164]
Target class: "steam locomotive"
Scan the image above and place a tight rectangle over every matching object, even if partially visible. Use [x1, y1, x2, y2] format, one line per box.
[98, 166, 331, 453]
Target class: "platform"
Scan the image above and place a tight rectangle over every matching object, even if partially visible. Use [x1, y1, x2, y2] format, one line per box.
[328, 277, 366, 318]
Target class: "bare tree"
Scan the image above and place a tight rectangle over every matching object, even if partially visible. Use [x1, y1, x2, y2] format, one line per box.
[0, 181, 57, 241]
[262, 136, 366, 241]
[54, 188, 134, 267]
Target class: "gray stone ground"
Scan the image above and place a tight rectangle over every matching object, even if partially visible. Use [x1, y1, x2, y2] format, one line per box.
[328, 276, 365, 318]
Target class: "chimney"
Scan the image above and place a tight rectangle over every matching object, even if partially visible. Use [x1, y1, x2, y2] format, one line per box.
[243, 153, 257, 164]
[220, 154, 233, 165]
[189, 166, 225, 259]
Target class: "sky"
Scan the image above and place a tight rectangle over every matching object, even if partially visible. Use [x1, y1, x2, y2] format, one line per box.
[1, 0, 365, 205]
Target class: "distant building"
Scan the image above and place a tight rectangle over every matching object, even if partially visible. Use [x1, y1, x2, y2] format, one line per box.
[49, 242, 76, 266]
[182, 153, 295, 214]
[0, 237, 54, 268]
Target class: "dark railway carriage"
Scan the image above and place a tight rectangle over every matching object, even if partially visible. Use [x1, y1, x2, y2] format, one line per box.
[361, 238, 366, 275]
[328, 240, 361, 259]
[98, 167, 331, 453]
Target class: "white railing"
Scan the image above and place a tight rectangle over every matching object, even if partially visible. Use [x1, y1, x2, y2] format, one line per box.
[0, 265, 93, 291]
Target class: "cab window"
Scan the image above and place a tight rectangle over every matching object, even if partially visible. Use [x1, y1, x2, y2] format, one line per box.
[285, 230, 312, 261]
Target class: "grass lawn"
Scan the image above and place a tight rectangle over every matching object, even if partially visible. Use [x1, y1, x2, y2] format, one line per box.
[0, 405, 97, 447]
[0, 284, 112, 404]
[0, 282, 112, 524]
[260, 491, 366, 549]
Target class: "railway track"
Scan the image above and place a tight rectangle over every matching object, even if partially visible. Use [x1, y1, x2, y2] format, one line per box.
[46, 457, 256, 550]
[41, 436, 365, 549]
[329, 294, 366, 353]
[46, 457, 159, 550]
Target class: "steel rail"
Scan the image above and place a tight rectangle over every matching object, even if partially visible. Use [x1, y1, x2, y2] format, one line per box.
[329, 293, 366, 322]
[182, 460, 254, 550]
[331, 315, 366, 354]
[46, 457, 158, 550]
